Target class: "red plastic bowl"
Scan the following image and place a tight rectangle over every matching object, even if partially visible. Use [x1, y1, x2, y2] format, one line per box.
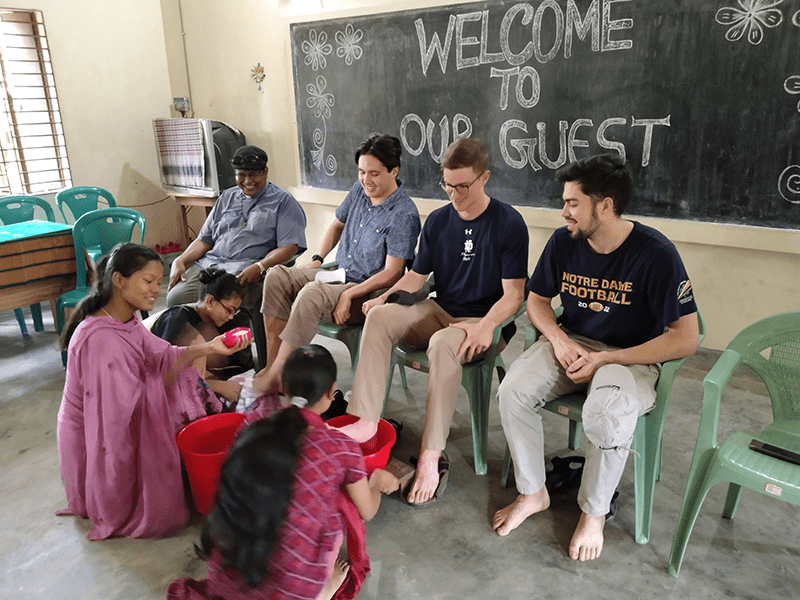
[326, 414, 397, 474]
[176, 412, 246, 515]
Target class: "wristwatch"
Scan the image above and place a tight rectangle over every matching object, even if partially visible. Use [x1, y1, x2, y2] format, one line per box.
[311, 254, 324, 263]
[258, 260, 268, 276]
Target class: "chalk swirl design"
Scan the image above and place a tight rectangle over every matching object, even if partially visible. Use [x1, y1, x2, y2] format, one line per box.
[302, 29, 332, 71]
[715, 0, 783, 45]
[784, 75, 800, 111]
[778, 165, 800, 203]
[336, 24, 363, 65]
[307, 76, 337, 176]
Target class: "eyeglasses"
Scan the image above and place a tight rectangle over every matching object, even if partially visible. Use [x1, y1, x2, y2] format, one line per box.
[219, 302, 240, 317]
[439, 171, 485, 195]
[231, 153, 265, 169]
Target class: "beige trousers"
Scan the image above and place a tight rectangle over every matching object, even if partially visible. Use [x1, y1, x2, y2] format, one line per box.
[261, 265, 368, 349]
[347, 299, 486, 452]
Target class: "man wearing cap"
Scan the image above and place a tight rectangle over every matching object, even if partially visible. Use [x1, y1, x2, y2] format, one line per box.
[167, 144, 307, 318]
[493, 153, 698, 561]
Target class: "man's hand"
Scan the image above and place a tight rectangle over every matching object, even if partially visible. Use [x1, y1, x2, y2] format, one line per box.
[298, 258, 323, 269]
[451, 320, 494, 363]
[333, 289, 353, 325]
[362, 295, 387, 316]
[168, 258, 187, 290]
[565, 350, 609, 384]
[237, 263, 263, 286]
[551, 336, 588, 371]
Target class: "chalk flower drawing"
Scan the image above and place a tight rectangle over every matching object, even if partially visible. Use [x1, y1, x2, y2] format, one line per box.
[306, 76, 335, 119]
[336, 24, 363, 65]
[302, 29, 332, 71]
[251, 63, 266, 91]
[306, 75, 337, 176]
[715, 0, 784, 45]
[784, 75, 800, 111]
[793, 9, 800, 26]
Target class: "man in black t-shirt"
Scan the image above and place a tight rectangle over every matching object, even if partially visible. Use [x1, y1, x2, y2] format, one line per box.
[493, 154, 699, 562]
[340, 138, 529, 506]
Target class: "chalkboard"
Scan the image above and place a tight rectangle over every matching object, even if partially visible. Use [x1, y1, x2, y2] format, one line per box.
[291, 0, 800, 229]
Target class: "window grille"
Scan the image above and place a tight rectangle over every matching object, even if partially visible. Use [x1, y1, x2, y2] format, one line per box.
[0, 9, 70, 195]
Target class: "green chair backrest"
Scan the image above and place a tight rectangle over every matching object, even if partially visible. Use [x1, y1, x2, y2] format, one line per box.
[56, 187, 117, 251]
[723, 311, 800, 423]
[55, 186, 116, 223]
[0, 196, 55, 225]
[72, 208, 146, 288]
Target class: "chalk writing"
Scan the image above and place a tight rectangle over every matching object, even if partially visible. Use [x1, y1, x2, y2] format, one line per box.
[499, 115, 670, 170]
[415, 0, 633, 76]
[400, 113, 473, 161]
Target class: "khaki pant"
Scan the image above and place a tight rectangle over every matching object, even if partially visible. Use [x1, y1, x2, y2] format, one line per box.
[261, 265, 369, 349]
[497, 331, 660, 516]
[347, 299, 489, 452]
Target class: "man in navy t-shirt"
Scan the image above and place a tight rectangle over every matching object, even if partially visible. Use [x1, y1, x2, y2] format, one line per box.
[341, 138, 529, 506]
[493, 154, 699, 561]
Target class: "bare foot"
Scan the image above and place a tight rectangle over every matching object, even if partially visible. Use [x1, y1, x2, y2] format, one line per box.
[315, 557, 350, 600]
[334, 418, 378, 443]
[407, 449, 441, 505]
[252, 367, 281, 396]
[492, 486, 550, 536]
[569, 511, 605, 561]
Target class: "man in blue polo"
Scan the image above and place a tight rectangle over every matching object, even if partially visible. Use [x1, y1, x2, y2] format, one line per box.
[252, 133, 420, 394]
[167, 144, 307, 321]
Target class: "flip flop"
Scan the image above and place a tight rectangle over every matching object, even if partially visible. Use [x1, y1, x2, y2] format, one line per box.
[405, 452, 450, 508]
[384, 457, 415, 495]
[545, 455, 585, 493]
[605, 490, 620, 523]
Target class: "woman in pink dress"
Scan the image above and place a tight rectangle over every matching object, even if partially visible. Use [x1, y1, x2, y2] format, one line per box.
[167, 345, 399, 600]
[57, 243, 249, 541]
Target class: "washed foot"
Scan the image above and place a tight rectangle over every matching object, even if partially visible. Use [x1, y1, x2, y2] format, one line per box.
[316, 557, 350, 600]
[334, 418, 378, 443]
[569, 511, 605, 561]
[407, 449, 440, 504]
[492, 486, 550, 536]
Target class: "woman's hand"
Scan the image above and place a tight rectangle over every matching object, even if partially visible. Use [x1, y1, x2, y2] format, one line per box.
[209, 334, 251, 356]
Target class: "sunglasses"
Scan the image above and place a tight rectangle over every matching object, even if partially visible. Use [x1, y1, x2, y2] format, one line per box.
[231, 154, 265, 168]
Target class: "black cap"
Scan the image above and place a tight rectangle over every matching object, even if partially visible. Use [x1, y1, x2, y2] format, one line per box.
[231, 145, 268, 171]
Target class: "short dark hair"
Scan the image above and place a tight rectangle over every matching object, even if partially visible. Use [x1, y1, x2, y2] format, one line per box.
[441, 137, 489, 173]
[556, 153, 633, 216]
[354, 133, 402, 172]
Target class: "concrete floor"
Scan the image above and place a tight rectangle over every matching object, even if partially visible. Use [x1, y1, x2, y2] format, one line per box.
[1, 295, 798, 600]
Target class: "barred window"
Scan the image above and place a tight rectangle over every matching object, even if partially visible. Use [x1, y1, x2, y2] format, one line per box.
[0, 9, 70, 195]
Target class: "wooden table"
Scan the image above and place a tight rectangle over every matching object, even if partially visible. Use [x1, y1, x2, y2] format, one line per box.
[0, 221, 77, 320]
[174, 194, 217, 250]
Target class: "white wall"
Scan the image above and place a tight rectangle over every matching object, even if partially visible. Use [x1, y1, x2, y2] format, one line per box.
[2, 0, 180, 246]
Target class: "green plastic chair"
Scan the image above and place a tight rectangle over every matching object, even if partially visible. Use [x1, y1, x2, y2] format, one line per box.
[501, 307, 705, 545]
[383, 280, 526, 476]
[0, 195, 56, 335]
[55, 186, 116, 263]
[668, 311, 800, 576]
[56, 207, 146, 367]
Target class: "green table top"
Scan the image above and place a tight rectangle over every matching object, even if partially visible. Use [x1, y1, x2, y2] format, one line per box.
[0, 220, 71, 243]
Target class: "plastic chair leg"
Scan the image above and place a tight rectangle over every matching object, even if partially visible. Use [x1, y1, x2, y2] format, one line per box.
[667, 464, 714, 576]
[467, 368, 489, 476]
[399, 363, 408, 389]
[633, 424, 659, 544]
[722, 482, 743, 519]
[14, 308, 29, 335]
[568, 420, 582, 450]
[501, 444, 515, 488]
[30, 303, 44, 331]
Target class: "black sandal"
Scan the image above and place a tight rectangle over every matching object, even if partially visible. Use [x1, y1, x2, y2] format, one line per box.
[545, 455, 585, 493]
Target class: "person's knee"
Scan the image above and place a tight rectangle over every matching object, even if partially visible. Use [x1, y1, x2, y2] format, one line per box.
[427, 326, 461, 360]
